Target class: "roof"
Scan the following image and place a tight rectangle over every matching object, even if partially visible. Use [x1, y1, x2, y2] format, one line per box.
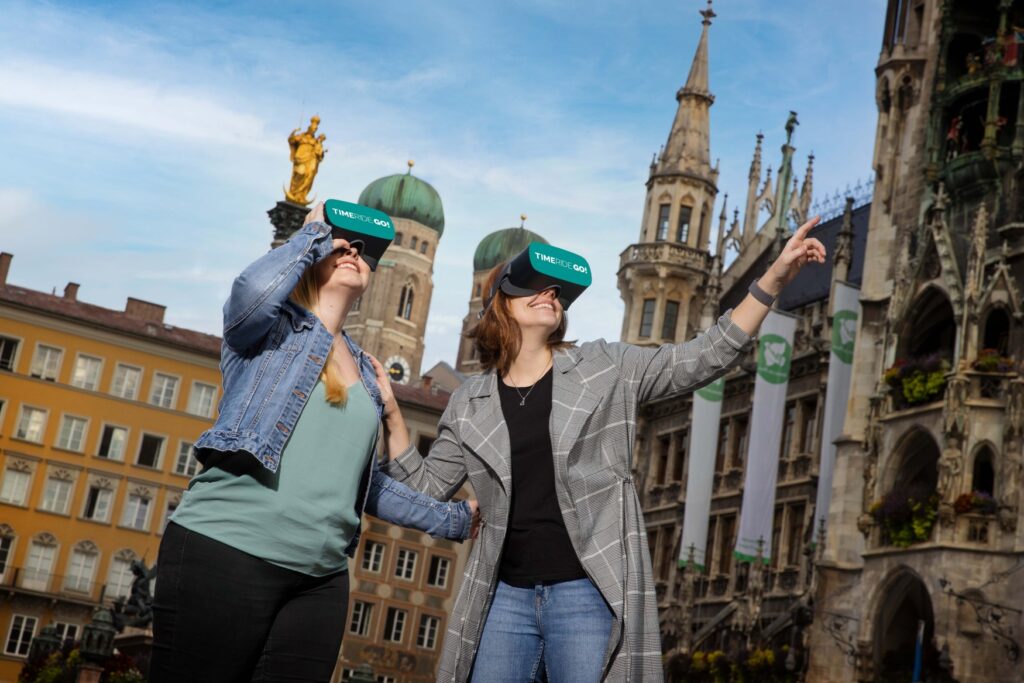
[0, 283, 222, 357]
[473, 227, 548, 272]
[719, 202, 870, 313]
[358, 172, 445, 236]
[393, 381, 452, 412]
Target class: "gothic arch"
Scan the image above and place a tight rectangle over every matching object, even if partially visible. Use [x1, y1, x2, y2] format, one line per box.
[866, 566, 938, 679]
[981, 305, 1012, 355]
[883, 426, 941, 497]
[969, 441, 997, 497]
[900, 285, 956, 359]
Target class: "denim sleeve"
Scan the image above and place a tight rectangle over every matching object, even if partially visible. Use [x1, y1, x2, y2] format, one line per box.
[222, 221, 334, 352]
[364, 469, 471, 540]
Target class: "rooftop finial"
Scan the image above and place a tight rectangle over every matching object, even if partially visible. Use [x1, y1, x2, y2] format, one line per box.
[700, 0, 716, 27]
[407, 159, 415, 175]
[520, 214, 527, 228]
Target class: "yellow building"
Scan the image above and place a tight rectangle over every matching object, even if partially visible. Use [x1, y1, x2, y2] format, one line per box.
[0, 252, 222, 682]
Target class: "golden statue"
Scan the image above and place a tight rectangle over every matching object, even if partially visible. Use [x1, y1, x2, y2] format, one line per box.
[284, 116, 326, 206]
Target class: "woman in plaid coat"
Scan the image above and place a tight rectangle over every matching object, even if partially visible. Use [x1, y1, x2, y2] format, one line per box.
[373, 220, 825, 681]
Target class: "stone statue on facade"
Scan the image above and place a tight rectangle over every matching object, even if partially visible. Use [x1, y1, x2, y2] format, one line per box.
[937, 442, 963, 525]
[284, 116, 327, 206]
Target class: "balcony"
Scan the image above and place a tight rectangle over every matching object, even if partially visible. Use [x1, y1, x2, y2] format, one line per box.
[0, 566, 119, 605]
[618, 242, 710, 276]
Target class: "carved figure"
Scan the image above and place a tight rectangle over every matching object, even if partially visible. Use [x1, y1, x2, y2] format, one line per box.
[285, 116, 327, 206]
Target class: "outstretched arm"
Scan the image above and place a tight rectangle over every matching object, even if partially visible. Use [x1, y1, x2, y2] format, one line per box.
[364, 469, 478, 540]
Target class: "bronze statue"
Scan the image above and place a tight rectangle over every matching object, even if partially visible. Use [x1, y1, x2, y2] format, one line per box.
[285, 116, 327, 206]
[112, 559, 158, 631]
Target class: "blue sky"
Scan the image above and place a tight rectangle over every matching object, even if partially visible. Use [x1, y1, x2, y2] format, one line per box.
[0, 0, 885, 370]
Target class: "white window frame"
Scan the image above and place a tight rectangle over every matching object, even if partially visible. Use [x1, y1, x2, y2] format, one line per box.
[349, 600, 373, 636]
[0, 468, 32, 506]
[64, 546, 98, 594]
[417, 614, 441, 649]
[110, 363, 143, 400]
[0, 534, 16, 582]
[395, 548, 417, 581]
[160, 495, 180, 533]
[81, 484, 114, 523]
[23, 540, 56, 591]
[96, 423, 130, 461]
[70, 353, 104, 391]
[383, 607, 406, 643]
[0, 334, 23, 373]
[105, 554, 136, 601]
[15, 404, 48, 443]
[187, 381, 218, 418]
[0, 397, 7, 434]
[4, 614, 37, 657]
[135, 432, 167, 469]
[56, 413, 90, 452]
[427, 555, 451, 589]
[53, 622, 79, 643]
[121, 493, 152, 531]
[149, 372, 181, 410]
[29, 343, 64, 382]
[173, 441, 199, 477]
[39, 475, 75, 515]
[362, 541, 385, 573]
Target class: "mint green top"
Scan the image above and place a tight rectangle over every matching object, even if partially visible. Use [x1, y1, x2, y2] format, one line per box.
[171, 380, 377, 576]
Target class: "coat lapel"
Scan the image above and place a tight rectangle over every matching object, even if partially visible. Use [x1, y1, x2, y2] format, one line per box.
[460, 373, 512, 494]
[550, 346, 605, 462]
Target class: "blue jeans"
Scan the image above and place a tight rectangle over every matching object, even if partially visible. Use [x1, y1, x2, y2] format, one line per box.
[471, 578, 615, 682]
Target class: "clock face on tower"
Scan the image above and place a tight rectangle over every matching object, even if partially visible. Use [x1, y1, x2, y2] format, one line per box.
[384, 355, 412, 385]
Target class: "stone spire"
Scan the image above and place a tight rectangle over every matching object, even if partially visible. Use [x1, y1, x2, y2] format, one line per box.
[654, 0, 718, 188]
[742, 133, 764, 243]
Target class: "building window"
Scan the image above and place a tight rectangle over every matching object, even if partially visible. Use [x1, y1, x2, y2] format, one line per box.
[187, 382, 217, 418]
[40, 476, 74, 515]
[4, 615, 37, 657]
[378, 677, 396, 683]
[394, 232, 403, 246]
[349, 601, 373, 636]
[732, 416, 749, 468]
[672, 430, 689, 482]
[398, 286, 415, 320]
[106, 554, 136, 600]
[30, 344, 63, 381]
[0, 336, 19, 372]
[638, 299, 656, 338]
[0, 534, 13, 580]
[715, 421, 730, 473]
[110, 364, 142, 400]
[70, 355, 103, 391]
[65, 544, 98, 593]
[771, 506, 784, 569]
[149, 373, 179, 409]
[717, 514, 736, 576]
[410, 236, 418, 250]
[973, 448, 996, 496]
[82, 485, 113, 522]
[121, 494, 151, 531]
[427, 555, 450, 589]
[383, 607, 406, 643]
[474, 283, 482, 298]
[420, 241, 429, 255]
[351, 296, 361, 313]
[677, 206, 692, 243]
[779, 403, 796, 460]
[97, 425, 128, 461]
[417, 614, 440, 649]
[136, 434, 165, 468]
[786, 503, 806, 567]
[798, 399, 817, 455]
[15, 406, 47, 443]
[162, 498, 178, 533]
[53, 622, 79, 644]
[174, 442, 198, 477]
[56, 415, 88, 452]
[0, 468, 31, 505]
[703, 517, 717, 576]
[656, 204, 671, 241]
[651, 435, 670, 485]
[23, 540, 56, 591]
[395, 548, 417, 581]
[362, 541, 384, 573]
[661, 300, 680, 340]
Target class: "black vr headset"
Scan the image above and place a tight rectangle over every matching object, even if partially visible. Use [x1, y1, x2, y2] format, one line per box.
[479, 242, 593, 319]
[322, 199, 396, 271]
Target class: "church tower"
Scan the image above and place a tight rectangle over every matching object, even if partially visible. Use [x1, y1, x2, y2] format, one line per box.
[617, 1, 719, 346]
[345, 161, 443, 385]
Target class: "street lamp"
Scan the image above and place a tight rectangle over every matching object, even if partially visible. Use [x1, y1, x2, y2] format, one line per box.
[27, 624, 62, 663]
[80, 608, 117, 662]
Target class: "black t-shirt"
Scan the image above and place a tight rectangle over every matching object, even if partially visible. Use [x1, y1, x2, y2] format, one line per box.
[496, 367, 587, 587]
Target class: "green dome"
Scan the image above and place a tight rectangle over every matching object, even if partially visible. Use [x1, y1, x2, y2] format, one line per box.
[358, 172, 445, 236]
[473, 227, 548, 272]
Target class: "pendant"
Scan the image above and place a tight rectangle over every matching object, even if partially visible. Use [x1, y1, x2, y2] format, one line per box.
[519, 398, 526, 406]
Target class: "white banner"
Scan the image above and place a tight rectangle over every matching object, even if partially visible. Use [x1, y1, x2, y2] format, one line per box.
[735, 310, 798, 563]
[679, 377, 725, 571]
[812, 281, 860, 543]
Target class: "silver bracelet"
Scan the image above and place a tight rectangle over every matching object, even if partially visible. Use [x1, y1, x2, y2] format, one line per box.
[748, 278, 776, 307]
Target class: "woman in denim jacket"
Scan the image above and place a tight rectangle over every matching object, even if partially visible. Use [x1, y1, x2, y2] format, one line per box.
[150, 203, 476, 683]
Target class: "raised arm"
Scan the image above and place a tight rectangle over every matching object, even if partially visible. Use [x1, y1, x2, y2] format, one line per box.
[222, 209, 333, 352]
[364, 469, 473, 540]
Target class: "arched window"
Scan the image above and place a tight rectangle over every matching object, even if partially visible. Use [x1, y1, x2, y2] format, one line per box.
[394, 232, 403, 247]
[398, 285, 415, 320]
[24, 532, 58, 591]
[676, 206, 692, 243]
[474, 283, 482, 298]
[901, 288, 956, 359]
[411, 236, 419, 250]
[983, 307, 1011, 356]
[972, 447, 995, 496]
[106, 548, 140, 600]
[420, 241, 429, 255]
[65, 540, 99, 593]
[0, 524, 15, 583]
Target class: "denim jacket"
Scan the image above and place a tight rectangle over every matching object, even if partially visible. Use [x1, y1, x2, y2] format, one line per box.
[193, 221, 472, 552]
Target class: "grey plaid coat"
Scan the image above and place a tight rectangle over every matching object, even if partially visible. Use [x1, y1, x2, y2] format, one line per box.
[384, 313, 752, 682]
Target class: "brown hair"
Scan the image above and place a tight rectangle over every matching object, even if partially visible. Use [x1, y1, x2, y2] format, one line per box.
[467, 264, 572, 377]
[290, 267, 348, 406]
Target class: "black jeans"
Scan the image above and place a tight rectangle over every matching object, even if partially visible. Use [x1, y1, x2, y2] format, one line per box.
[150, 522, 349, 683]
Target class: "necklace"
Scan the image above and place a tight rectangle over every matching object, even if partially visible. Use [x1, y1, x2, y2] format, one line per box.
[507, 358, 552, 406]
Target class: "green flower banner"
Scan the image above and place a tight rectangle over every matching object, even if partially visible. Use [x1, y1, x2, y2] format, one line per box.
[679, 377, 726, 571]
[813, 281, 860, 542]
[735, 310, 797, 563]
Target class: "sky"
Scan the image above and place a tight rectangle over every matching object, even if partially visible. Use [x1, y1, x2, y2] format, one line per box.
[0, 0, 886, 371]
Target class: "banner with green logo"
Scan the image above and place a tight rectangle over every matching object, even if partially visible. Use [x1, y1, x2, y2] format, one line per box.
[735, 310, 797, 564]
[679, 377, 725, 571]
[813, 281, 860, 543]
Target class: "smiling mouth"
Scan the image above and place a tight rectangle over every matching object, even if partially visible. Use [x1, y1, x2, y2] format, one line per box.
[336, 262, 359, 271]
[530, 302, 555, 311]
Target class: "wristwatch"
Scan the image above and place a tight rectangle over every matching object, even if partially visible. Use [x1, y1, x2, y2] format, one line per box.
[748, 278, 777, 307]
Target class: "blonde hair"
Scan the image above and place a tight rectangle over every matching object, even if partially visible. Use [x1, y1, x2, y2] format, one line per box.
[290, 267, 348, 406]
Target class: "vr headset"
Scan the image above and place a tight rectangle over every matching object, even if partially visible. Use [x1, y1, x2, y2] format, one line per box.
[322, 199, 395, 271]
[480, 242, 592, 318]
